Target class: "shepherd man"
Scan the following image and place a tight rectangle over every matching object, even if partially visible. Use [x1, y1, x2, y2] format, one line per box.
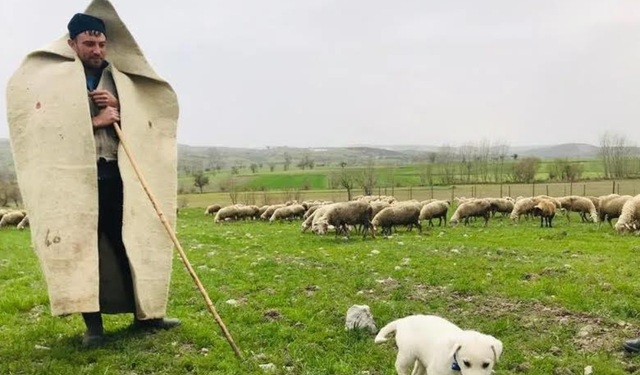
[6, 0, 181, 347]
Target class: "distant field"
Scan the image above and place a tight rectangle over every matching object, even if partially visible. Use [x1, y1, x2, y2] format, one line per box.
[177, 159, 612, 194]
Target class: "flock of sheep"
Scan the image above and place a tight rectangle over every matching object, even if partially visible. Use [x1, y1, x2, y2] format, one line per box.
[0, 209, 29, 230]
[205, 192, 640, 237]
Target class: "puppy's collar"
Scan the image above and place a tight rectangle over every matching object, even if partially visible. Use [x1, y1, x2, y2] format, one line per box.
[451, 352, 461, 372]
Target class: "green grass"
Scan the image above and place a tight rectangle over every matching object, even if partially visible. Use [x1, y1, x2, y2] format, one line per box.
[3, 210, 640, 374]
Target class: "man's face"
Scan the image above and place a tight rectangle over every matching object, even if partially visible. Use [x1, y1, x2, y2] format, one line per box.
[68, 32, 106, 69]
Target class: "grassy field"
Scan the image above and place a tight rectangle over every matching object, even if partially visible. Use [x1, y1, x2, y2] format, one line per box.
[3, 209, 640, 374]
[177, 159, 612, 194]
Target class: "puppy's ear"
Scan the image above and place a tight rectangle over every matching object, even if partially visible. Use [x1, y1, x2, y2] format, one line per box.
[448, 342, 462, 360]
[490, 337, 503, 363]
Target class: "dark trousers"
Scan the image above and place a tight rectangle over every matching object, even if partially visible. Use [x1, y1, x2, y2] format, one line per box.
[96, 160, 135, 313]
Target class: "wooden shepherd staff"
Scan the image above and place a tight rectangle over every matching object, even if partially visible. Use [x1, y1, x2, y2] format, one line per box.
[112, 122, 242, 359]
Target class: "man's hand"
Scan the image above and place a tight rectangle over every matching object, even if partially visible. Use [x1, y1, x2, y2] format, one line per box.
[92, 106, 120, 128]
[90, 90, 119, 108]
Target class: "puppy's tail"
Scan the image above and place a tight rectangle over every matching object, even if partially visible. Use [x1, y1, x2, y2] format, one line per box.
[374, 320, 398, 344]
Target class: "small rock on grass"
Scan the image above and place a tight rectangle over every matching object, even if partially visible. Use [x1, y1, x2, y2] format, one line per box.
[345, 305, 377, 333]
[259, 363, 276, 372]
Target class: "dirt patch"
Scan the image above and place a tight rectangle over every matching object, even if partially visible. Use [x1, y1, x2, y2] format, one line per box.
[409, 284, 639, 353]
[264, 309, 283, 321]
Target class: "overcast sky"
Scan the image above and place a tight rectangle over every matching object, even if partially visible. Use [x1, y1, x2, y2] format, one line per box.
[1, 0, 640, 148]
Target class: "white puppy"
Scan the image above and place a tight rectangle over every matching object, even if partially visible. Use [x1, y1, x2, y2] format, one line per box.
[375, 315, 503, 375]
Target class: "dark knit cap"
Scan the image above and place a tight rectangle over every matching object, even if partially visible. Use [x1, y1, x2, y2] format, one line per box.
[67, 13, 106, 39]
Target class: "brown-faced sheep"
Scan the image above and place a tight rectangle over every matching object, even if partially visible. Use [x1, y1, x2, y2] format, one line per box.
[615, 195, 640, 233]
[533, 199, 556, 228]
[314, 201, 374, 239]
[204, 204, 222, 216]
[419, 200, 449, 227]
[557, 196, 598, 223]
[0, 211, 26, 228]
[372, 204, 422, 236]
[270, 204, 306, 222]
[451, 199, 491, 226]
[598, 195, 632, 226]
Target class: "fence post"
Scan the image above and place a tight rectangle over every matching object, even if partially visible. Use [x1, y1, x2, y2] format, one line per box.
[451, 186, 455, 204]
[500, 184, 503, 197]
[583, 184, 586, 196]
[409, 186, 413, 200]
[431, 185, 434, 199]
[570, 182, 573, 196]
[508, 185, 511, 197]
[546, 185, 549, 196]
[612, 181, 616, 194]
[532, 182, 535, 196]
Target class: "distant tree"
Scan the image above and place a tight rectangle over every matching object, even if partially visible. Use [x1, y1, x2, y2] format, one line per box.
[357, 159, 378, 195]
[269, 163, 276, 172]
[339, 161, 348, 169]
[512, 153, 518, 161]
[511, 157, 539, 183]
[284, 152, 292, 171]
[338, 166, 356, 200]
[600, 131, 634, 179]
[193, 172, 210, 194]
[250, 163, 259, 173]
[231, 166, 240, 175]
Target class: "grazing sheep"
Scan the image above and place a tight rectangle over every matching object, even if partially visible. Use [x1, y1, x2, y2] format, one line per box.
[0, 211, 26, 228]
[260, 204, 286, 220]
[533, 195, 562, 209]
[515, 196, 525, 202]
[371, 201, 392, 217]
[204, 204, 222, 216]
[599, 195, 633, 226]
[451, 199, 491, 226]
[533, 200, 556, 228]
[214, 205, 241, 223]
[303, 204, 335, 233]
[372, 203, 422, 236]
[615, 195, 640, 233]
[557, 196, 598, 223]
[270, 204, 306, 222]
[488, 198, 514, 217]
[17, 215, 29, 230]
[510, 197, 536, 221]
[258, 205, 270, 217]
[0, 209, 9, 221]
[314, 201, 374, 239]
[303, 204, 321, 220]
[419, 200, 449, 227]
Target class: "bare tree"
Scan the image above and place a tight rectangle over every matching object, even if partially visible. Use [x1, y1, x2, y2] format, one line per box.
[250, 163, 259, 173]
[283, 152, 292, 171]
[338, 164, 356, 200]
[600, 132, 635, 179]
[439, 145, 457, 185]
[357, 159, 378, 195]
